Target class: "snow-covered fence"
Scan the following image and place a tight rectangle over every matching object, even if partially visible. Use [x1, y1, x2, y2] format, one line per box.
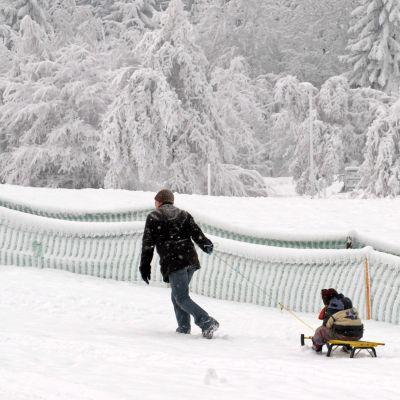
[192, 241, 400, 324]
[353, 232, 400, 260]
[368, 251, 400, 324]
[1, 206, 399, 324]
[0, 207, 145, 281]
[198, 222, 351, 249]
[0, 196, 354, 249]
[4, 196, 400, 257]
[0, 195, 152, 222]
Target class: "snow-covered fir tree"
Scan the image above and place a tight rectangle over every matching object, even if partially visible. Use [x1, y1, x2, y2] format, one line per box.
[100, 0, 266, 195]
[103, 0, 157, 31]
[194, 0, 356, 85]
[275, 74, 395, 195]
[99, 68, 183, 190]
[343, 0, 400, 93]
[0, 0, 51, 52]
[210, 57, 266, 170]
[0, 39, 14, 74]
[346, 86, 394, 166]
[279, 0, 357, 86]
[18, 15, 50, 57]
[0, 0, 398, 196]
[73, 0, 160, 74]
[188, 0, 212, 23]
[195, 0, 282, 75]
[47, 1, 102, 48]
[288, 77, 347, 195]
[0, 12, 110, 187]
[78, 0, 156, 24]
[77, 0, 158, 46]
[317, 76, 351, 169]
[0, 0, 50, 31]
[269, 75, 310, 176]
[359, 99, 400, 196]
[291, 115, 342, 196]
[317, 76, 350, 125]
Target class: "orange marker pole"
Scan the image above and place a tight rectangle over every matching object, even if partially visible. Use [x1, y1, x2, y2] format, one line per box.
[364, 257, 372, 320]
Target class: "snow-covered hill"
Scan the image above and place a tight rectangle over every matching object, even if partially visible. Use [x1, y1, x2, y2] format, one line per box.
[0, 266, 399, 400]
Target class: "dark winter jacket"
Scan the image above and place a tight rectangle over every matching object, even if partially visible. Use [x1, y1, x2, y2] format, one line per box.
[326, 308, 363, 339]
[323, 294, 363, 339]
[139, 204, 213, 283]
[322, 293, 353, 325]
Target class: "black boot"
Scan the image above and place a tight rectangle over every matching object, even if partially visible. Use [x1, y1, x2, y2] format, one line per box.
[202, 318, 219, 339]
[176, 327, 191, 334]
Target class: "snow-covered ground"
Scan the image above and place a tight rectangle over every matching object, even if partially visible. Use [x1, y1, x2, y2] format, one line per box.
[1, 184, 400, 244]
[0, 266, 399, 400]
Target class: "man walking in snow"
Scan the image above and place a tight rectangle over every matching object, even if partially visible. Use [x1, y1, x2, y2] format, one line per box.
[139, 189, 219, 339]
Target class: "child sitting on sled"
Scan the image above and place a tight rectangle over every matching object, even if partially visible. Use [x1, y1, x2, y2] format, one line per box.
[312, 288, 364, 352]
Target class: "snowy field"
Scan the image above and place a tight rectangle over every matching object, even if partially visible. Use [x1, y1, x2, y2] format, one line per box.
[1, 266, 400, 400]
[1, 184, 400, 244]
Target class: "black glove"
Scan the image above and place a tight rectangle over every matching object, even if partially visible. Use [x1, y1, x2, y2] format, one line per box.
[204, 243, 213, 254]
[139, 266, 151, 284]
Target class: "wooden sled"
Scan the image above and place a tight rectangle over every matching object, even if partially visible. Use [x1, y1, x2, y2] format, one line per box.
[300, 334, 385, 358]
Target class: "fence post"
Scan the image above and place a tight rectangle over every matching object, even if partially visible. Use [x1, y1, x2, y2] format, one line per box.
[364, 256, 371, 320]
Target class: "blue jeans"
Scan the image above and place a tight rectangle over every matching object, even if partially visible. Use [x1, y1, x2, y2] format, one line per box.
[169, 266, 210, 331]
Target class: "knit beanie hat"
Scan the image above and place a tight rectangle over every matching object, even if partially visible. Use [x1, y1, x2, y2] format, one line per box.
[321, 288, 338, 305]
[154, 189, 174, 205]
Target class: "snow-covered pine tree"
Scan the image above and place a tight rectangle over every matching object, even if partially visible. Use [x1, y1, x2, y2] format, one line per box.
[77, 0, 156, 24]
[0, 33, 110, 187]
[0, 13, 52, 181]
[47, 1, 102, 48]
[315, 122, 343, 192]
[318, 76, 350, 124]
[269, 75, 310, 176]
[18, 15, 50, 58]
[195, 0, 282, 74]
[105, 0, 157, 30]
[359, 100, 400, 196]
[288, 77, 345, 196]
[0, 0, 51, 52]
[347, 86, 394, 165]
[279, 0, 357, 86]
[194, 0, 356, 85]
[317, 76, 350, 170]
[76, 0, 158, 46]
[99, 68, 182, 190]
[252, 73, 276, 175]
[188, 0, 213, 24]
[343, 0, 400, 93]
[71, 0, 159, 73]
[273, 75, 309, 120]
[0, 40, 14, 74]
[291, 116, 316, 196]
[0, 0, 50, 31]
[101, 0, 266, 195]
[291, 116, 342, 196]
[0, 22, 17, 51]
[210, 57, 266, 170]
